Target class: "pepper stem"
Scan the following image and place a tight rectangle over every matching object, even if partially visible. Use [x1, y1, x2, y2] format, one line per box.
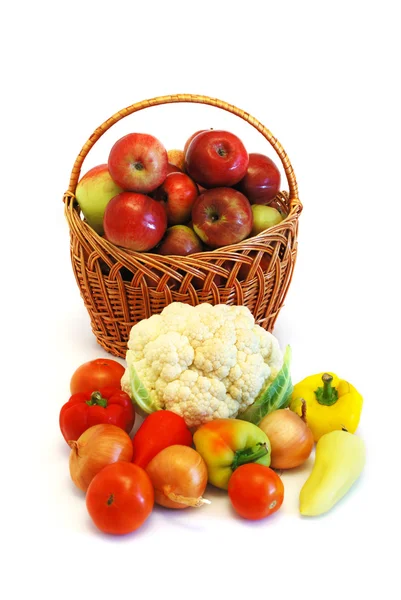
[315, 373, 339, 406]
[86, 391, 108, 408]
[231, 442, 269, 471]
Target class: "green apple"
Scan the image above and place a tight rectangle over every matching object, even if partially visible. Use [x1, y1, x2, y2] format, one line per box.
[75, 164, 123, 234]
[251, 204, 283, 236]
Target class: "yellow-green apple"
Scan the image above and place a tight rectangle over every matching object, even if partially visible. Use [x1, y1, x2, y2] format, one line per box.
[75, 164, 123, 234]
[103, 192, 167, 252]
[156, 225, 203, 256]
[167, 149, 185, 172]
[152, 172, 199, 225]
[236, 153, 281, 205]
[191, 188, 253, 249]
[108, 133, 168, 193]
[251, 204, 283, 236]
[185, 130, 249, 188]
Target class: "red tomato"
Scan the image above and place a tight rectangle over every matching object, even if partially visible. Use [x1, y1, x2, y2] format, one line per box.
[70, 359, 125, 394]
[86, 462, 154, 535]
[228, 464, 284, 520]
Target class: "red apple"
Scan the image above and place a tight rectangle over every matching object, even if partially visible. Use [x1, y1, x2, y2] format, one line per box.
[152, 172, 199, 225]
[108, 133, 168, 193]
[156, 225, 203, 256]
[185, 130, 249, 188]
[183, 129, 209, 155]
[191, 188, 253, 249]
[166, 162, 182, 175]
[103, 192, 167, 252]
[236, 153, 281, 205]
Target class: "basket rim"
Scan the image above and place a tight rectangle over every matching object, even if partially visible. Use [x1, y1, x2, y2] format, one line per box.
[64, 189, 301, 263]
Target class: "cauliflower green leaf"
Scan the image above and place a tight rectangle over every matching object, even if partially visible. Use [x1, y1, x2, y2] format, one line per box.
[237, 345, 293, 425]
[129, 363, 159, 414]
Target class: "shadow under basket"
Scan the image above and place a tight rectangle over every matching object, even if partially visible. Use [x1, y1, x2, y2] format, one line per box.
[63, 94, 303, 358]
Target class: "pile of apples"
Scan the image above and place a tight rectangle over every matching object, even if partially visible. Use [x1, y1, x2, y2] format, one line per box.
[76, 129, 284, 256]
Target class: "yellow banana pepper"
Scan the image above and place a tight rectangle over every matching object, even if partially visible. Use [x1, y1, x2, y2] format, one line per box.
[299, 430, 366, 516]
[290, 372, 363, 442]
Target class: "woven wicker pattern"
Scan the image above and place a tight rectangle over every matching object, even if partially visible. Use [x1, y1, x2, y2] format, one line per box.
[63, 94, 303, 358]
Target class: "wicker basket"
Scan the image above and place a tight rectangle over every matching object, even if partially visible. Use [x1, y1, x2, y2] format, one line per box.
[63, 94, 302, 358]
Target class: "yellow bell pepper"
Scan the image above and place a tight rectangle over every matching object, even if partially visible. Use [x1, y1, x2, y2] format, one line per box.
[290, 372, 363, 442]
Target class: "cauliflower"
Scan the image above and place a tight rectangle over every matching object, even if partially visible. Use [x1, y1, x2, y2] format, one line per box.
[121, 302, 283, 428]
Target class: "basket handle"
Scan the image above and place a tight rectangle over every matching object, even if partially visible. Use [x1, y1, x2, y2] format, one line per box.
[67, 94, 299, 202]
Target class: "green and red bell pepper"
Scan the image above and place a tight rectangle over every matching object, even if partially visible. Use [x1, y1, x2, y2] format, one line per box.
[193, 418, 271, 490]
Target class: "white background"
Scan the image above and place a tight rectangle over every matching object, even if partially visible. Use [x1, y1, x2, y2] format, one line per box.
[2, 1, 400, 599]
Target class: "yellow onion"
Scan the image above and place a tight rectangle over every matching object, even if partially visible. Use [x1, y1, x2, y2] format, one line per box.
[259, 405, 314, 469]
[69, 424, 133, 491]
[146, 445, 210, 509]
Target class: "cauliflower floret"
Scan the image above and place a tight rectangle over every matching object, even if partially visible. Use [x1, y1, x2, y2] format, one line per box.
[127, 314, 163, 358]
[235, 327, 262, 355]
[162, 302, 196, 319]
[157, 303, 196, 335]
[128, 304, 194, 355]
[225, 351, 270, 406]
[163, 371, 239, 428]
[252, 326, 283, 380]
[180, 313, 214, 349]
[143, 332, 194, 382]
[193, 303, 215, 317]
[122, 302, 284, 428]
[194, 338, 237, 378]
[216, 304, 255, 330]
[122, 332, 194, 408]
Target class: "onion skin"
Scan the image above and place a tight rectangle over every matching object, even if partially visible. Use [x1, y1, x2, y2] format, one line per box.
[258, 409, 314, 469]
[69, 424, 133, 491]
[146, 445, 208, 509]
